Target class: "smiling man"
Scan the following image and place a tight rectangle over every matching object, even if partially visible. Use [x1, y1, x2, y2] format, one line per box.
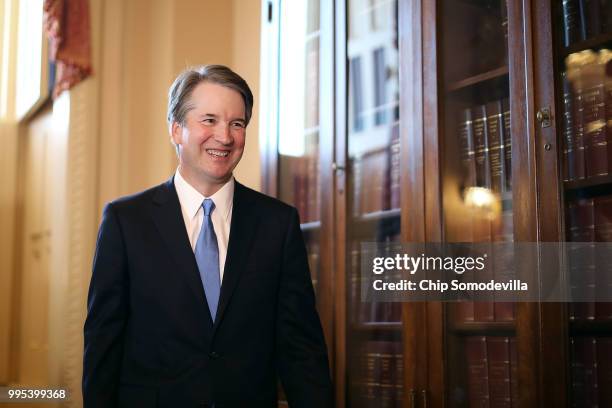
[83, 65, 333, 408]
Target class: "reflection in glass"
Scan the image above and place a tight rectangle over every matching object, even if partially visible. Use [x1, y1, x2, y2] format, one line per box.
[346, 0, 402, 406]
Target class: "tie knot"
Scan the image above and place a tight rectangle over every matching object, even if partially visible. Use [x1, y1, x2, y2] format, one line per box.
[202, 198, 215, 217]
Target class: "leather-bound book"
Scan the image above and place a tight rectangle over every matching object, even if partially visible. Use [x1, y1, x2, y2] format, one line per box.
[562, 71, 580, 181]
[570, 337, 599, 407]
[563, 0, 581, 46]
[566, 198, 596, 320]
[598, 338, 612, 406]
[466, 336, 490, 407]
[486, 100, 506, 193]
[579, 51, 608, 178]
[459, 108, 477, 188]
[487, 337, 512, 408]
[566, 51, 591, 180]
[473, 104, 491, 189]
[594, 195, 612, 320]
[501, 98, 512, 191]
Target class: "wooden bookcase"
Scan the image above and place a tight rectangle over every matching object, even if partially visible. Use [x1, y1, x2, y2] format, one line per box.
[260, 0, 612, 406]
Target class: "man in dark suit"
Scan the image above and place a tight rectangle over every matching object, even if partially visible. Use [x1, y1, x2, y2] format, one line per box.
[83, 65, 333, 408]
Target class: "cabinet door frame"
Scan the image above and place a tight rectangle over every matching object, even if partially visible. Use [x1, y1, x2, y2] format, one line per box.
[403, 0, 555, 406]
[258, 0, 338, 399]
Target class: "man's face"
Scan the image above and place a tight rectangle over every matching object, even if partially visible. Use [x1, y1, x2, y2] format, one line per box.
[172, 81, 246, 192]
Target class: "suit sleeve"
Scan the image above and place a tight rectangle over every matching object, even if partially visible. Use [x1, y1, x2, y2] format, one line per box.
[276, 208, 334, 408]
[83, 203, 129, 407]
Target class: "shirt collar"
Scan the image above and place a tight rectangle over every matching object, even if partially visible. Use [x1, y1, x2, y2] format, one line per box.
[174, 169, 234, 222]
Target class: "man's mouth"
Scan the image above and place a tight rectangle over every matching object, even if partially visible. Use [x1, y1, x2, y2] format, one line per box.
[206, 149, 229, 157]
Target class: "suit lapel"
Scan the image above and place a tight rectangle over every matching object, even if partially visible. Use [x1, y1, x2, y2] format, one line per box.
[150, 177, 211, 324]
[213, 181, 258, 331]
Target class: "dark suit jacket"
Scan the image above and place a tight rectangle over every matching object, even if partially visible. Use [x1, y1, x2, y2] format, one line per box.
[83, 178, 333, 408]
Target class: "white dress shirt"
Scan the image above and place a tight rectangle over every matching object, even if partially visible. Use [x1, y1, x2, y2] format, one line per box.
[174, 169, 234, 281]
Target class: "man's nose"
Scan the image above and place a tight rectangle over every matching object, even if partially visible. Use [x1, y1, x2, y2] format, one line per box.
[215, 123, 234, 145]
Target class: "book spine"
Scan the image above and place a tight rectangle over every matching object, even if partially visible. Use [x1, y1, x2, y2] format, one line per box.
[583, 62, 608, 178]
[572, 70, 588, 180]
[571, 337, 599, 407]
[473, 105, 491, 188]
[594, 195, 612, 320]
[509, 338, 518, 408]
[487, 337, 512, 408]
[562, 72, 578, 181]
[394, 341, 404, 404]
[566, 198, 596, 320]
[502, 98, 512, 191]
[460, 108, 477, 187]
[605, 50, 612, 178]
[466, 336, 490, 407]
[598, 338, 612, 406]
[486, 101, 505, 193]
[563, 0, 581, 46]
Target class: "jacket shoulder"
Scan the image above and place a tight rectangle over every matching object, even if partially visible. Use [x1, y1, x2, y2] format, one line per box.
[105, 181, 169, 213]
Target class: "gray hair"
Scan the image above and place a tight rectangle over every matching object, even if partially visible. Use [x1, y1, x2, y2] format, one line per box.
[167, 64, 254, 128]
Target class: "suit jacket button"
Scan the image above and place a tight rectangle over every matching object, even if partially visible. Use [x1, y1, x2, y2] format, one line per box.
[209, 351, 220, 359]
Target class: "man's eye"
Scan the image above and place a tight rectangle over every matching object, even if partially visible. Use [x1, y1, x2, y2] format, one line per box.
[232, 122, 245, 128]
[202, 118, 215, 124]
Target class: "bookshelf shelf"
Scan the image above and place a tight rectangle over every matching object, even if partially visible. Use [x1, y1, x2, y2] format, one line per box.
[446, 66, 509, 93]
[300, 220, 321, 231]
[569, 320, 612, 335]
[355, 208, 401, 222]
[564, 175, 612, 199]
[451, 321, 515, 336]
[562, 32, 612, 58]
[350, 321, 403, 332]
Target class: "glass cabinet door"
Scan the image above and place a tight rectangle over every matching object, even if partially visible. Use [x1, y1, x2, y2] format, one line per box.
[438, 1, 517, 406]
[553, 2, 612, 406]
[345, 0, 403, 406]
[274, 1, 324, 405]
[276, 0, 322, 303]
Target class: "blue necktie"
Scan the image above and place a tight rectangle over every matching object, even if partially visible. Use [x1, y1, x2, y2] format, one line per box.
[195, 198, 221, 322]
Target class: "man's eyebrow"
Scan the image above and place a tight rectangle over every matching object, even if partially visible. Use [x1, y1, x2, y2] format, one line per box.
[198, 113, 244, 122]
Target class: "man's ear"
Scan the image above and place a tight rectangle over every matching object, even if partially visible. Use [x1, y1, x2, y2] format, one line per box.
[170, 121, 182, 145]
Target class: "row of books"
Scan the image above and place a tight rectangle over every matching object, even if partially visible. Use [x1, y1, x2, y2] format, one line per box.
[463, 336, 518, 408]
[351, 340, 403, 408]
[292, 154, 321, 224]
[570, 336, 612, 407]
[349, 240, 402, 324]
[454, 205, 516, 323]
[566, 195, 612, 320]
[456, 300, 515, 323]
[352, 124, 400, 216]
[562, 0, 612, 47]
[458, 98, 512, 193]
[563, 49, 612, 182]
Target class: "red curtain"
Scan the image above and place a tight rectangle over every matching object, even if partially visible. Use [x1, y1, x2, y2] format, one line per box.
[43, 0, 92, 98]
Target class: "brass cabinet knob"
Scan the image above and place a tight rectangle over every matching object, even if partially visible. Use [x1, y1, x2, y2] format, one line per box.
[536, 107, 551, 128]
